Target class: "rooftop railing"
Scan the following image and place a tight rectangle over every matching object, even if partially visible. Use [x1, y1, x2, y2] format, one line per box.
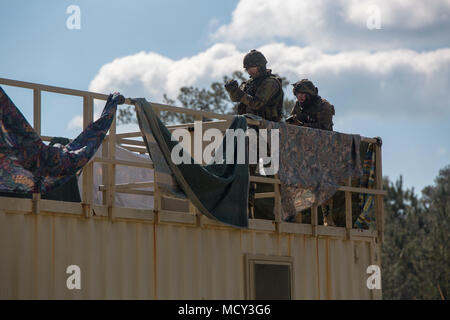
[0, 77, 385, 242]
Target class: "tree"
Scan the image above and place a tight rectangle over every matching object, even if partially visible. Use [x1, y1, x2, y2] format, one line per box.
[382, 175, 423, 299]
[116, 71, 295, 125]
[382, 166, 450, 300]
[420, 166, 450, 299]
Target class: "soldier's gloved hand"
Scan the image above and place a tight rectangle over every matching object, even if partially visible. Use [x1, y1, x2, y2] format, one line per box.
[225, 80, 245, 102]
[286, 115, 303, 126]
[286, 115, 295, 123]
[373, 136, 382, 146]
[224, 79, 239, 91]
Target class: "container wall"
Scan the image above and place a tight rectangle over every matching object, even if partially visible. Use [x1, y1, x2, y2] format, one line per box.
[0, 210, 379, 299]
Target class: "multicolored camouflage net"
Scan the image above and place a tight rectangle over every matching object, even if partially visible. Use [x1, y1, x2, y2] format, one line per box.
[259, 119, 362, 221]
[0, 86, 121, 194]
[354, 143, 376, 229]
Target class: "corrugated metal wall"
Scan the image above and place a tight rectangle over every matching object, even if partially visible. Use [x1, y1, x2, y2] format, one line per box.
[0, 210, 379, 299]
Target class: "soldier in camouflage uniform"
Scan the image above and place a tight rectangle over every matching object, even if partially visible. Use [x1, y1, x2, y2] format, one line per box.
[287, 79, 335, 131]
[224, 50, 284, 218]
[287, 79, 336, 225]
[224, 49, 284, 122]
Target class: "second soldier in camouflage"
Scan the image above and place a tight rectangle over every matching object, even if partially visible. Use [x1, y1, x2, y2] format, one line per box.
[287, 79, 335, 131]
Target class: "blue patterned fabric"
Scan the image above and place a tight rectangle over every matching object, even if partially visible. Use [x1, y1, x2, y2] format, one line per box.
[0, 86, 121, 194]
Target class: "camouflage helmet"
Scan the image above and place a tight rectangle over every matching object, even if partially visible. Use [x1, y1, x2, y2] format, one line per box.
[243, 49, 267, 69]
[292, 79, 318, 96]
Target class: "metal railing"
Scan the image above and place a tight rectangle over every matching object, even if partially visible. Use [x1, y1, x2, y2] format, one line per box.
[0, 77, 385, 241]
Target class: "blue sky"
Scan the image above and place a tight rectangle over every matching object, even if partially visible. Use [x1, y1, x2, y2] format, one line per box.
[1, 0, 449, 194]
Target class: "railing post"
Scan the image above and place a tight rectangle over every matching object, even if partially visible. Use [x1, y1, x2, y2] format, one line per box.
[107, 114, 117, 220]
[33, 89, 41, 136]
[32, 89, 42, 205]
[194, 115, 203, 165]
[101, 136, 109, 205]
[82, 96, 94, 217]
[274, 174, 282, 232]
[345, 177, 353, 240]
[152, 106, 161, 223]
[32, 193, 41, 214]
[374, 141, 384, 243]
[295, 212, 303, 223]
[311, 204, 318, 236]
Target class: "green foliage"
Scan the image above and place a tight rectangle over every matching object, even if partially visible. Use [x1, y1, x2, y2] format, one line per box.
[382, 166, 450, 300]
[116, 71, 296, 125]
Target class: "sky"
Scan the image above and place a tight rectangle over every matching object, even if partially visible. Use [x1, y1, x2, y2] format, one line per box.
[1, 0, 449, 194]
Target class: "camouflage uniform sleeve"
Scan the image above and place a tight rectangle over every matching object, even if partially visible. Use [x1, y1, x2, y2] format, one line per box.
[239, 78, 280, 112]
[303, 102, 335, 131]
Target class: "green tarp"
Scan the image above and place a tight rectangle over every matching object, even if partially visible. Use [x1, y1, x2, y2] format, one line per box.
[134, 98, 250, 228]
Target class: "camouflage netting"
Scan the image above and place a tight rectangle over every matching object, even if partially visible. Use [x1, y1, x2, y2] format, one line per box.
[260, 119, 362, 222]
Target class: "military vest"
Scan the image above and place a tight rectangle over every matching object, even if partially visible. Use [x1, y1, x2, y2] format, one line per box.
[239, 72, 284, 122]
[295, 97, 335, 131]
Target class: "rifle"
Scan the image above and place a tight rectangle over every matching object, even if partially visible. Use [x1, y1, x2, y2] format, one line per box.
[285, 114, 304, 126]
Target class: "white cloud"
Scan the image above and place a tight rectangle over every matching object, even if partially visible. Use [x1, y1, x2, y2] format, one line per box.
[210, 0, 450, 50]
[261, 44, 450, 77]
[67, 115, 83, 131]
[89, 43, 243, 101]
[212, 0, 326, 44]
[89, 51, 174, 100]
[343, 0, 450, 29]
[88, 0, 450, 124]
[89, 43, 450, 120]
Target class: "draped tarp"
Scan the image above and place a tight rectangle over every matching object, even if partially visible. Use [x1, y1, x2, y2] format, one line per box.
[260, 119, 362, 221]
[134, 98, 250, 228]
[0, 85, 122, 194]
